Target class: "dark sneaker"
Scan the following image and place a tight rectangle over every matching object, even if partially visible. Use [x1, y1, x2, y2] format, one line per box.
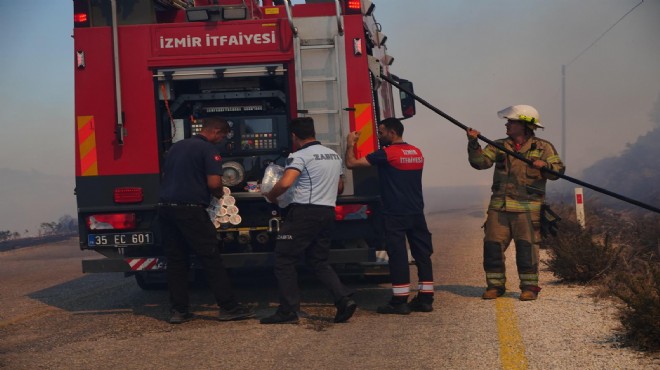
[377, 301, 411, 315]
[218, 304, 255, 321]
[482, 287, 506, 300]
[519, 286, 541, 301]
[169, 310, 193, 324]
[409, 295, 433, 312]
[334, 297, 357, 323]
[260, 310, 299, 324]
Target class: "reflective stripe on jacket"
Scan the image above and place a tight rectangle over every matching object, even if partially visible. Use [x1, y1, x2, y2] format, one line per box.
[468, 137, 565, 212]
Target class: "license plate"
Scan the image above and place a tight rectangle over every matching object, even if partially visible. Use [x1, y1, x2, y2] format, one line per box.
[87, 232, 154, 247]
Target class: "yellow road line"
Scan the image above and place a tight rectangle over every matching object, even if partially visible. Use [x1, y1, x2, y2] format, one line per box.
[495, 294, 529, 370]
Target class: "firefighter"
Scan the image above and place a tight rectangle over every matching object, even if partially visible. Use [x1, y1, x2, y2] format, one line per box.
[466, 105, 565, 301]
[158, 117, 254, 324]
[261, 117, 356, 324]
[345, 117, 435, 314]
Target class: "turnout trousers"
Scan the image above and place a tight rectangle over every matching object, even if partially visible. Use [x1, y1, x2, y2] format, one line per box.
[158, 205, 237, 313]
[384, 213, 434, 300]
[274, 204, 351, 313]
[483, 209, 541, 290]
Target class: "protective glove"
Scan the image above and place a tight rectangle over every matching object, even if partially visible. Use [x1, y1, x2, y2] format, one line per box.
[540, 204, 561, 238]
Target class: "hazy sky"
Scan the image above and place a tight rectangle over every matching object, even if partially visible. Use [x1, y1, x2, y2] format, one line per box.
[0, 0, 658, 190]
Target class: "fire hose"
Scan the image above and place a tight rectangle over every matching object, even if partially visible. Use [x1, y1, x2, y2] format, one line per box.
[379, 73, 660, 215]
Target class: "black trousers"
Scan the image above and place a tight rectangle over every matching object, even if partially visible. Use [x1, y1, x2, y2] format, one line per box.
[158, 205, 236, 313]
[274, 204, 350, 313]
[384, 213, 434, 291]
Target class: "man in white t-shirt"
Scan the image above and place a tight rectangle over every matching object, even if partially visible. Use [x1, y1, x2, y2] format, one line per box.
[261, 117, 356, 324]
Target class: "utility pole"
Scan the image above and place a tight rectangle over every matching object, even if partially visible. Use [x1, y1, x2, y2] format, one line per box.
[561, 64, 566, 162]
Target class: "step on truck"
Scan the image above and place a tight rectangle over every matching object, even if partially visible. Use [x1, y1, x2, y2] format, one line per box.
[73, 0, 416, 288]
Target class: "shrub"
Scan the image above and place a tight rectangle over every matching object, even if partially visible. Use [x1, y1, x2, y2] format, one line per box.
[542, 215, 621, 283]
[543, 203, 660, 351]
[608, 257, 660, 351]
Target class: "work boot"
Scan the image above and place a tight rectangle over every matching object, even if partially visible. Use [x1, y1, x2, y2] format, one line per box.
[334, 296, 357, 323]
[377, 300, 411, 315]
[481, 287, 506, 300]
[409, 294, 433, 312]
[519, 286, 541, 301]
[169, 310, 193, 324]
[260, 309, 299, 324]
[218, 303, 255, 321]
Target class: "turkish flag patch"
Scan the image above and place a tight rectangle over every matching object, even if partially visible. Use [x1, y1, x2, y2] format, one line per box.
[214, 155, 222, 161]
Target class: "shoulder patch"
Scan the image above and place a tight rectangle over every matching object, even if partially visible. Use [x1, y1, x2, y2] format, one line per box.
[214, 155, 222, 162]
[286, 158, 294, 165]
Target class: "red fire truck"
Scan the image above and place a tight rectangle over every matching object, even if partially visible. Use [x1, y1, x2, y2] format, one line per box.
[73, 0, 415, 288]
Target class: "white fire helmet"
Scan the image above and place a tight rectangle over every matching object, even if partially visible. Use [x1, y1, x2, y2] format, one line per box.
[497, 105, 544, 129]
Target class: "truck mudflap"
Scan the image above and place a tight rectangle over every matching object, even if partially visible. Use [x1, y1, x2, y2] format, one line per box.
[82, 247, 375, 273]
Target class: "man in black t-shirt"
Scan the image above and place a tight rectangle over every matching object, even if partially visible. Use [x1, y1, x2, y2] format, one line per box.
[159, 117, 254, 324]
[345, 117, 434, 315]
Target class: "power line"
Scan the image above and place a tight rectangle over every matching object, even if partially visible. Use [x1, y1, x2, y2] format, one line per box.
[562, 0, 644, 163]
[567, 0, 644, 66]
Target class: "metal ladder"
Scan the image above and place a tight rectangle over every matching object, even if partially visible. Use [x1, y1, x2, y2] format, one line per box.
[293, 34, 344, 150]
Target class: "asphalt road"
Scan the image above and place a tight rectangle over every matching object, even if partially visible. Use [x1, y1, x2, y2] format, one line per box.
[1, 209, 657, 369]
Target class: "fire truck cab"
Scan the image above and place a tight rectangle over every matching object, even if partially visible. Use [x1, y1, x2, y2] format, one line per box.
[73, 0, 416, 288]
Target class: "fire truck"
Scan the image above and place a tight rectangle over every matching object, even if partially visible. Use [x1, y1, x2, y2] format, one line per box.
[73, 0, 416, 288]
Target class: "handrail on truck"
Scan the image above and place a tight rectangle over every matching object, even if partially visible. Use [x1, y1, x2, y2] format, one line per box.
[283, 0, 298, 37]
[334, 0, 344, 36]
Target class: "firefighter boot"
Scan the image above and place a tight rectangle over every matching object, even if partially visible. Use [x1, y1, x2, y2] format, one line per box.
[260, 308, 299, 324]
[219, 303, 255, 321]
[377, 297, 411, 315]
[483, 241, 507, 300]
[519, 286, 541, 301]
[482, 287, 506, 299]
[334, 296, 357, 323]
[169, 310, 193, 324]
[408, 294, 433, 312]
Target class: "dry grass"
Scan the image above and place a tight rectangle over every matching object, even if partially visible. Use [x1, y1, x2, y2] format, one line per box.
[541, 203, 660, 352]
[608, 257, 660, 351]
[541, 211, 621, 283]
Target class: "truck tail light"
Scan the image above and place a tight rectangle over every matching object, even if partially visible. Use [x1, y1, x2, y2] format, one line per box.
[86, 213, 136, 231]
[114, 187, 144, 203]
[344, 0, 362, 14]
[335, 204, 371, 221]
[74, 13, 88, 23]
[73, 1, 91, 28]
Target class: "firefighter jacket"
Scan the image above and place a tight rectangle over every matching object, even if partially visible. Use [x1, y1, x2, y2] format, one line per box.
[468, 136, 564, 213]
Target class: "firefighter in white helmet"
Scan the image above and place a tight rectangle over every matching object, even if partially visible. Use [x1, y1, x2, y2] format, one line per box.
[466, 105, 564, 301]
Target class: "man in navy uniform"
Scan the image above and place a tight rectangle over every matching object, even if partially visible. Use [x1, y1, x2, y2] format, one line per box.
[159, 117, 254, 324]
[261, 117, 357, 324]
[345, 117, 434, 314]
